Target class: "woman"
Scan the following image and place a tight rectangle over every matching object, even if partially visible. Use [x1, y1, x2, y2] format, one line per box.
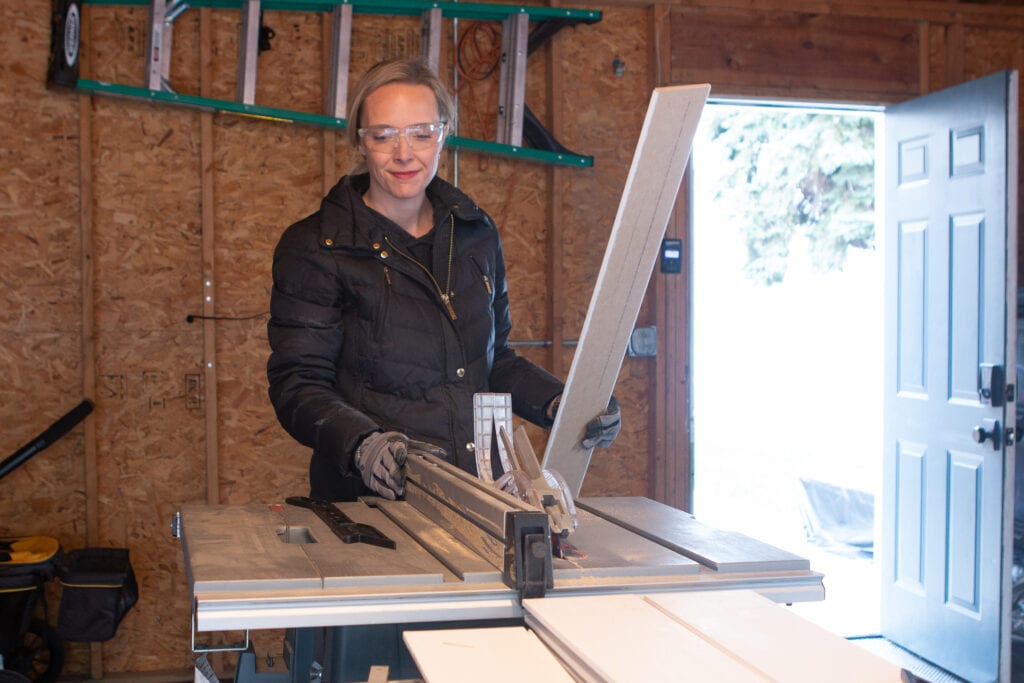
[267, 57, 619, 502]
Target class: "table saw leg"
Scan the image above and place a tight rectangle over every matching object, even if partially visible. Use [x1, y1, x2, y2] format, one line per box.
[232, 644, 289, 683]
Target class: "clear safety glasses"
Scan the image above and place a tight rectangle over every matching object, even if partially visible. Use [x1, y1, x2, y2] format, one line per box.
[357, 122, 446, 153]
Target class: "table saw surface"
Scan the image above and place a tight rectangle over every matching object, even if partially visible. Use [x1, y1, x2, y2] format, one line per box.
[180, 496, 823, 632]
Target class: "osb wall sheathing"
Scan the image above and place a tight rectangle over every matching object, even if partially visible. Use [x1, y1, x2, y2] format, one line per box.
[1, 0, 90, 674]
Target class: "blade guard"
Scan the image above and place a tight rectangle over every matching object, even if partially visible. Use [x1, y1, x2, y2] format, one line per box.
[495, 425, 578, 537]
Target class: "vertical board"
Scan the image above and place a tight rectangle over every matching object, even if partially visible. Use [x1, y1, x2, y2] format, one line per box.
[542, 84, 708, 496]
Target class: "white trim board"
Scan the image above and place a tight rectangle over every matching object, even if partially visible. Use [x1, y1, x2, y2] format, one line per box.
[541, 83, 710, 496]
[403, 626, 576, 683]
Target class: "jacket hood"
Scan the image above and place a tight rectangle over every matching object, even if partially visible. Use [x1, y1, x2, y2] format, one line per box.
[316, 174, 490, 248]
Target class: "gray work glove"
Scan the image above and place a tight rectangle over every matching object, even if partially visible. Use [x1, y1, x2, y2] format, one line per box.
[355, 431, 408, 500]
[406, 439, 449, 462]
[581, 396, 621, 449]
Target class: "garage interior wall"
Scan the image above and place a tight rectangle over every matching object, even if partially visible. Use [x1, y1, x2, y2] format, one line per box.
[1, 0, 1023, 677]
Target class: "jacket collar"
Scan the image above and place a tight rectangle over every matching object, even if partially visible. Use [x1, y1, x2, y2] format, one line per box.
[317, 174, 487, 248]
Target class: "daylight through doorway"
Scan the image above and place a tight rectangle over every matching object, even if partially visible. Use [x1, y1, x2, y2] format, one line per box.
[690, 103, 882, 637]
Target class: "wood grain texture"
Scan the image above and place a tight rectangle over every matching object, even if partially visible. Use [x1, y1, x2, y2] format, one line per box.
[525, 592, 769, 681]
[670, 8, 920, 102]
[300, 502, 454, 588]
[554, 509, 700, 578]
[404, 626, 576, 683]
[375, 499, 502, 582]
[542, 84, 708, 496]
[181, 503, 321, 593]
[647, 590, 901, 682]
[522, 590, 901, 682]
[578, 497, 810, 572]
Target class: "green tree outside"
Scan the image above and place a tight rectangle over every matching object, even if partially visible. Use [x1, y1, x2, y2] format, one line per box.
[707, 108, 875, 286]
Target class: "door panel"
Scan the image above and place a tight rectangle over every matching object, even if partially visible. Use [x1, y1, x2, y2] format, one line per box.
[882, 70, 1017, 683]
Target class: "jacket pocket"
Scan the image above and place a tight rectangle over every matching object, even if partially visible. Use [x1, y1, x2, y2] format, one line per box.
[372, 265, 392, 341]
[468, 256, 494, 302]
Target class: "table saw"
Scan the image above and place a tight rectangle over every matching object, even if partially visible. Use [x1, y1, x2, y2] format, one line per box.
[178, 449, 828, 682]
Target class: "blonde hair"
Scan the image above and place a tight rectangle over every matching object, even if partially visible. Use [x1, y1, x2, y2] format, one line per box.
[346, 57, 456, 149]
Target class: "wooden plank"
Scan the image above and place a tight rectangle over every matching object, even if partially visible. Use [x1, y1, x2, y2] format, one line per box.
[78, 10, 102, 678]
[547, 0, 565, 377]
[374, 499, 502, 582]
[578, 497, 809, 572]
[200, 7, 219, 506]
[181, 504, 321, 592]
[945, 21, 965, 86]
[79, 20, 98, 552]
[670, 9, 920, 101]
[604, 0, 1024, 30]
[403, 627, 576, 683]
[524, 593, 769, 681]
[554, 509, 699, 578]
[523, 590, 902, 682]
[646, 590, 902, 682]
[541, 84, 709, 496]
[302, 502, 451, 588]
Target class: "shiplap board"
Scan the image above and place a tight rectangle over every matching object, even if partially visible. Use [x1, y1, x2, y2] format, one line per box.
[524, 593, 766, 682]
[403, 626, 576, 683]
[552, 508, 699, 578]
[647, 590, 902, 683]
[542, 84, 709, 496]
[522, 591, 903, 682]
[578, 497, 809, 572]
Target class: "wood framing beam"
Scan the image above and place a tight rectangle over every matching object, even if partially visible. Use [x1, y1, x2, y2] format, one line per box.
[654, 170, 691, 510]
[918, 21, 931, 95]
[78, 8, 104, 678]
[650, 0, 693, 507]
[595, 0, 1024, 30]
[547, 0, 565, 377]
[322, 14, 337, 197]
[200, 8, 220, 506]
[945, 21, 965, 86]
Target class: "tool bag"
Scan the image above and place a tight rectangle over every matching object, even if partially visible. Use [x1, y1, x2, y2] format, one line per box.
[0, 536, 61, 653]
[57, 547, 138, 642]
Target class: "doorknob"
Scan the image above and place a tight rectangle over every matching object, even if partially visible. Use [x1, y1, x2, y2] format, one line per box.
[972, 418, 1001, 450]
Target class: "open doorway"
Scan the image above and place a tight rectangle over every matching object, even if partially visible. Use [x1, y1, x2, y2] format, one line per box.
[690, 102, 883, 637]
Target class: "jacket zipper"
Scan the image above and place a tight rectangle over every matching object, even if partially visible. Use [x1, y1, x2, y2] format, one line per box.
[383, 214, 457, 320]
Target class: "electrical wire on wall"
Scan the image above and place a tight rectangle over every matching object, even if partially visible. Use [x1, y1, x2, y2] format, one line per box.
[455, 20, 501, 143]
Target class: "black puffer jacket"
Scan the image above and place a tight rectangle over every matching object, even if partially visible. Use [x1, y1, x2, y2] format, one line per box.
[268, 174, 563, 501]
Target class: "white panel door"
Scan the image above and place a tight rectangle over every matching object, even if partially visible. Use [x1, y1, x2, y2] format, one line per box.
[882, 70, 1018, 682]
